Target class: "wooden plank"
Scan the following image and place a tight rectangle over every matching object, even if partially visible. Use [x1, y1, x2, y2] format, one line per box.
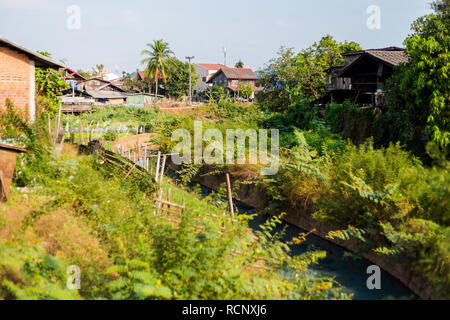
[155, 151, 161, 183]
[155, 198, 185, 210]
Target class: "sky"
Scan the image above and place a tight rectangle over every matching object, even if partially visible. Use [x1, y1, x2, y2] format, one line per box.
[0, 0, 433, 74]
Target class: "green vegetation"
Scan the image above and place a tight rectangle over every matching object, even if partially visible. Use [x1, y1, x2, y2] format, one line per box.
[0, 104, 350, 300]
[1, 0, 448, 301]
[237, 83, 253, 101]
[164, 57, 198, 99]
[152, 92, 449, 298]
[35, 51, 68, 115]
[235, 60, 244, 68]
[376, 0, 450, 155]
[257, 35, 361, 111]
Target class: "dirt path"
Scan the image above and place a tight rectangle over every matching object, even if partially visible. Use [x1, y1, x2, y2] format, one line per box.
[112, 133, 158, 153]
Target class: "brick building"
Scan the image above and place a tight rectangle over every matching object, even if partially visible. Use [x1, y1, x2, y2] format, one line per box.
[0, 37, 64, 121]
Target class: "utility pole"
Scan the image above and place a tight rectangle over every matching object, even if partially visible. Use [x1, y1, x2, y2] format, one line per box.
[223, 47, 227, 67]
[185, 56, 195, 105]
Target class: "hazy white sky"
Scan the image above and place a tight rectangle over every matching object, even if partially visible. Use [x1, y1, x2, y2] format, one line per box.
[0, 0, 432, 74]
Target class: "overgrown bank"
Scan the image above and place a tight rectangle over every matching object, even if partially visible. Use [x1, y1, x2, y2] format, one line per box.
[155, 101, 449, 299]
[0, 106, 350, 300]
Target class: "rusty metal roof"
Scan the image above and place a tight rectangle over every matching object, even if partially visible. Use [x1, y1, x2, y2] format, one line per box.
[208, 68, 258, 83]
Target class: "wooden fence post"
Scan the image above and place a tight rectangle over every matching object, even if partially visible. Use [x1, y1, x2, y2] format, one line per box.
[48, 114, 52, 137]
[159, 154, 167, 186]
[80, 124, 84, 145]
[226, 173, 235, 219]
[167, 188, 171, 213]
[155, 151, 161, 183]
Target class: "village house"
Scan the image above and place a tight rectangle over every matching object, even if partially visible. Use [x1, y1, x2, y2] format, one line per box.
[194, 63, 228, 92]
[61, 67, 87, 85]
[61, 77, 129, 107]
[0, 37, 64, 121]
[207, 67, 260, 99]
[317, 46, 409, 106]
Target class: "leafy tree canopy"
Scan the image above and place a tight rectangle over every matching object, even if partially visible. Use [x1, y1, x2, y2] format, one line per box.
[35, 51, 68, 99]
[257, 35, 361, 111]
[381, 0, 449, 153]
[163, 57, 198, 99]
[235, 60, 244, 68]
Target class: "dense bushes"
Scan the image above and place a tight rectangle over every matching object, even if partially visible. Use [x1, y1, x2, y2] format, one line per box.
[325, 101, 375, 145]
[0, 245, 81, 300]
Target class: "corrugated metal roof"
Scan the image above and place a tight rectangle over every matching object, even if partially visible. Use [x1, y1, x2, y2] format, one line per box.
[85, 90, 129, 99]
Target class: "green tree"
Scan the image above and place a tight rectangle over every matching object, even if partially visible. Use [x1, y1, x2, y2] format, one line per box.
[379, 0, 449, 154]
[163, 57, 198, 99]
[76, 69, 90, 79]
[257, 36, 361, 111]
[237, 82, 252, 101]
[208, 85, 231, 103]
[141, 40, 174, 97]
[235, 60, 244, 68]
[293, 35, 361, 100]
[123, 70, 149, 93]
[35, 51, 68, 99]
[92, 64, 106, 78]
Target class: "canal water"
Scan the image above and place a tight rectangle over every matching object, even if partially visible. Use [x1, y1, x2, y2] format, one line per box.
[246, 211, 415, 300]
[198, 185, 415, 300]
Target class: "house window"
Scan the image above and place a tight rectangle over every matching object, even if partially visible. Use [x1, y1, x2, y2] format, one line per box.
[202, 77, 207, 82]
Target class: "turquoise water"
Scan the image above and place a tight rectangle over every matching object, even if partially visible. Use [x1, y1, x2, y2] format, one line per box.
[246, 212, 415, 300]
[196, 184, 416, 300]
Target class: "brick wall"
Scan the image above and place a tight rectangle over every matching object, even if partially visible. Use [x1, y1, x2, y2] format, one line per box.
[0, 46, 31, 118]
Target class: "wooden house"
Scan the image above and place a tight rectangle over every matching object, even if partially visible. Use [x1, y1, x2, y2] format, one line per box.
[207, 68, 260, 99]
[318, 47, 409, 106]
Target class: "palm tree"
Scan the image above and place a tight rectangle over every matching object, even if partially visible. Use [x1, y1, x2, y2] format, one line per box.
[95, 64, 106, 78]
[141, 40, 174, 98]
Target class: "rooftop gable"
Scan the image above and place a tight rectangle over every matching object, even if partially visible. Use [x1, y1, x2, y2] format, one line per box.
[207, 68, 258, 83]
[338, 47, 409, 77]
